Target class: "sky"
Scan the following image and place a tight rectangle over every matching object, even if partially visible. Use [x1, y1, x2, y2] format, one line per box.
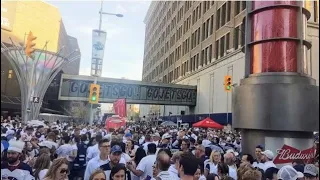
[48, 0, 151, 81]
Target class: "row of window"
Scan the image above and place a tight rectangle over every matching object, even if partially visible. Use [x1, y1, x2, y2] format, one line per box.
[144, 1, 245, 66]
[143, 24, 245, 82]
[144, 46, 212, 83]
[143, 23, 245, 76]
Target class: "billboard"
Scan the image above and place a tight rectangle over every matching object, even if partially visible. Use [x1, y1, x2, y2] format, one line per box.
[1, 1, 17, 31]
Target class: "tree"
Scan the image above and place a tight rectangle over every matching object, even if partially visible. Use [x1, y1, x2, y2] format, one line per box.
[70, 101, 88, 120]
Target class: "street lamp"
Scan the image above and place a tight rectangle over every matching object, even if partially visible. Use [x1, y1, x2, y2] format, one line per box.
[100, 11, 124, 17]
[98, 0, 124, 31]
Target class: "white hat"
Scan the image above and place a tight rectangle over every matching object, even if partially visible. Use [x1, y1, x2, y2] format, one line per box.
[162, 133, 172, 140]
[38, 141, 53, 149]
[152, 133, 161, 138]
[278, 165, 304, 179]
[261, 150, 274, 160]
[226, 149, 239, 157]
[8, 140, 24, 153]
[304, 164, 318, 177]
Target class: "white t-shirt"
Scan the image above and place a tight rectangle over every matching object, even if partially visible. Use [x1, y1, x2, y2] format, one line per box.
[202, 139, 212, 147]
[261, 161, 277, 172]
[121, 153, 131, 164]
[228, 165, 237, 180]
[38, 169, 48, 180]
[142, 142, 152, 154]
[56, 144, 78, 162]
[87, 144, 100, 162]
[136, 154, 157, 180]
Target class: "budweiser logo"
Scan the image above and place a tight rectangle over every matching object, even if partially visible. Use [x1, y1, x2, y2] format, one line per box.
[273, 145, 315, 164]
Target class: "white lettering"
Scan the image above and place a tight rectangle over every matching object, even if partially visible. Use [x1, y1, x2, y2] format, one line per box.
[276, 149, 314, 161]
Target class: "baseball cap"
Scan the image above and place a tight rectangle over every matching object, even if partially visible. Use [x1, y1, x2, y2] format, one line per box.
[162, 133, 172, 140]
[265, 167, 279, 179]
[152, 133, 161, 137]
[293, 164, 305, 173]
[304, 164, 318, 177]
[277, 165, 304, 180]
[111, 145, 122, 154]
[261, 150, 274, 160]
[124, 133, 132, 137]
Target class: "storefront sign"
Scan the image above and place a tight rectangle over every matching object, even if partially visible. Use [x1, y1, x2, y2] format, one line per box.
[274, 144, 315, 164]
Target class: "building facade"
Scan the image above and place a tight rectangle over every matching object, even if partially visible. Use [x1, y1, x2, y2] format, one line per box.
[141, 1, 319, 124]
[1, 1, 81, 116]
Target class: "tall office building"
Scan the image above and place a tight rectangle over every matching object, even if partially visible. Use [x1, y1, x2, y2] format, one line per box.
[141, 1, 319, 123]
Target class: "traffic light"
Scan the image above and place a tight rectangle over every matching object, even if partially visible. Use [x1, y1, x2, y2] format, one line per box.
[224, 75, 232, 92]
[89, 84, 100, 104]
[25, 31, 37, 57]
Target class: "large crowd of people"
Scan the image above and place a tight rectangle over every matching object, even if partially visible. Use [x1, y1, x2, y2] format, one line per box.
[0, 115, 319, 180]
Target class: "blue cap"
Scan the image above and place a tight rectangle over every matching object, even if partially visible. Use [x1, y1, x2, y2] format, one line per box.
[125, 133, 132, 137]
[293, 164, 305, 173]
[111, 145, 122, 154]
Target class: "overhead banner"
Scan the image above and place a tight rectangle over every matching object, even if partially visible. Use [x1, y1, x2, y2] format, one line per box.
[1, 1, 18, 31]
[113, 99, 127, 118]
[92, 29, 107, 60]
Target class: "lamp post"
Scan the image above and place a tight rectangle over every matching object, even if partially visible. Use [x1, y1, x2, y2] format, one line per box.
[98, 0, 123, 31]
[89, 0, 124, 125]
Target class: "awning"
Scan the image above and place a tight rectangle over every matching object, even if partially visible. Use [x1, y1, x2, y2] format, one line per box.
[192, 117, 224, 129]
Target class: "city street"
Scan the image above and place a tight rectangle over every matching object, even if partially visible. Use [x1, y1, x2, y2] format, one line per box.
[1, 1, 319, 180]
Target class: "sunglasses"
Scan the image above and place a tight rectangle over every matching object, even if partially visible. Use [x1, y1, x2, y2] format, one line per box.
[60, 169, 69, 174]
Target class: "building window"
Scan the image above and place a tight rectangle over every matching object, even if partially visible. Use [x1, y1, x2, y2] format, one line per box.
[227, 1, 231, 22]
[202, 22, 206, 41]
[220, 36, 225, 57]
[235, 1, 241, 15]
[234, 26, 240, 50]
[242, 1, 246, 11]
[201, 49, 205, 66]
[197, 27, 201, 45]
[209, 44, 212, 63]
[226, 33, 230, 51]
[221, 3, 226, 26]
[216, 9, 221, 30]
[210, 15, 214, 35]
[215, 40, 219, 59]
[240, 24, 245, 47]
